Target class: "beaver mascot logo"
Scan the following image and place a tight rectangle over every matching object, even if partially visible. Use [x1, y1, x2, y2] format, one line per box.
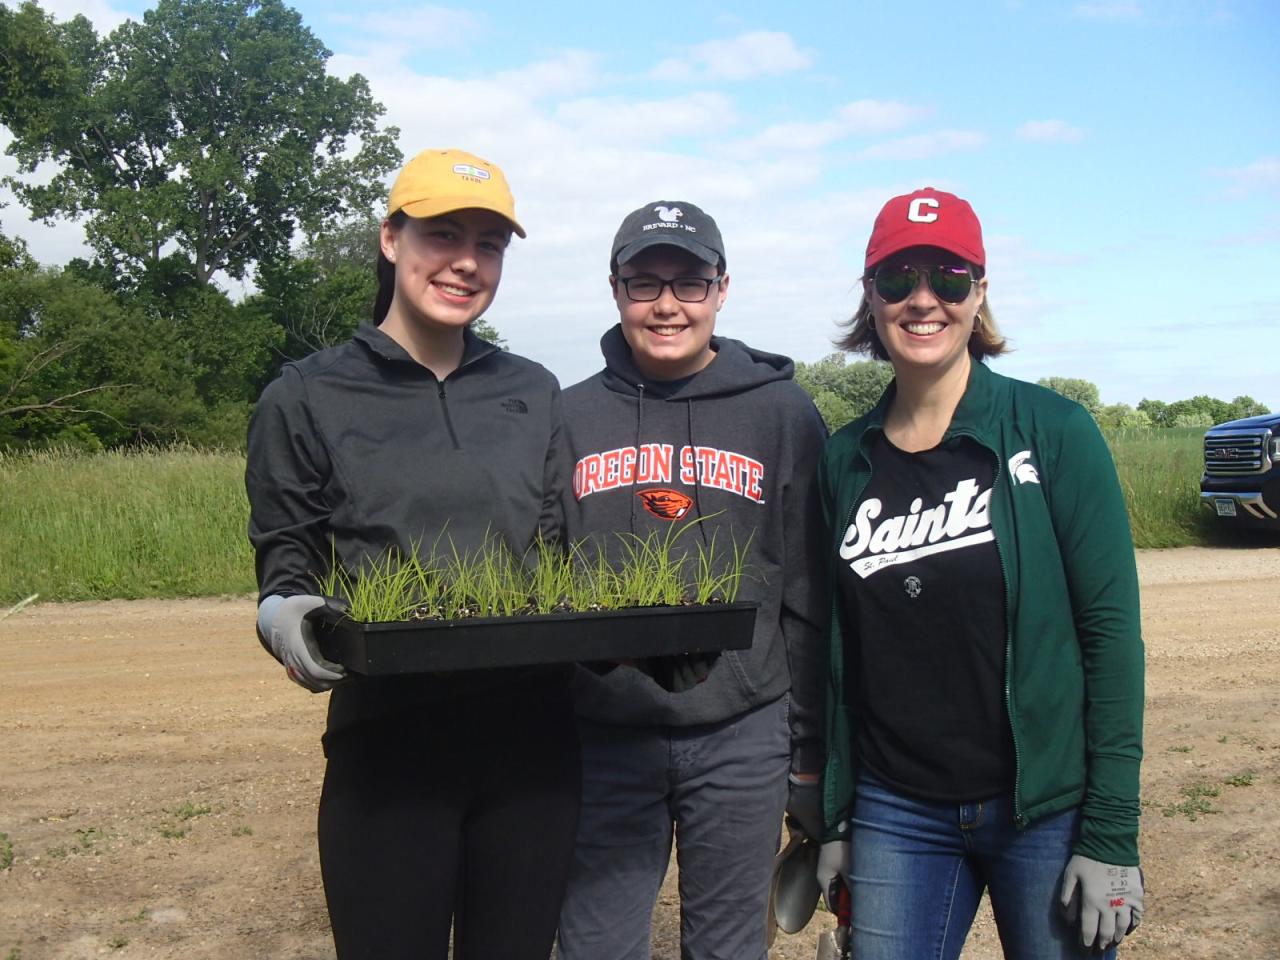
[636, 488, 693, 520]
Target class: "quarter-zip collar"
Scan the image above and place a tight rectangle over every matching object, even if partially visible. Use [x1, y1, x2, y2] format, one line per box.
[353, 322, 499, 376]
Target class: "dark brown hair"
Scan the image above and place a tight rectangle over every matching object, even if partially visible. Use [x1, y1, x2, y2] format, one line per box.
[372, 210, 408, 324]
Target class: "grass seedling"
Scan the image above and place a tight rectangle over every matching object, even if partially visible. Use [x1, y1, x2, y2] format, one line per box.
[312, 516, 754, 623]
[1224, 772, 1255, 787]
[691, 527, 753, 605]
[525, 538, 578, 614]
[0, 832, 11, 870]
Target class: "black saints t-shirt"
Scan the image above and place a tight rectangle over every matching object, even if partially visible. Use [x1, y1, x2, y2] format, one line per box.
[835, 432, 1014, 801]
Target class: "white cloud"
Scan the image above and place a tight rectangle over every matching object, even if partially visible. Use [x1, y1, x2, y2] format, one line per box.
[1216, 157, 1280, 198]
[1016, 119, 1086, 142]
[654, 31, 811, 82]
[734, 99, 928, 154]
[495, 51, 602, 99]
[328, 5, 484, 48]
[554, 92, 737, 146]
[836, 100, 929, 136]
[1072, 1, 1143, 20]
[859, 130, 987, 161]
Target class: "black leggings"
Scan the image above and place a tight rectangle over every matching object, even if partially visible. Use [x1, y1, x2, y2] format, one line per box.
[317, 683, 581, 960]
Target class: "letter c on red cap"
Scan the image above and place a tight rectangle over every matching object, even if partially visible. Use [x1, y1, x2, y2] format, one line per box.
[908, 198, 939, 223]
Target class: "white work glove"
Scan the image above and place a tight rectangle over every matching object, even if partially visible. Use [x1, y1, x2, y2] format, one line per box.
[815, 841, 850, 912]
[786, 774, 825, 843]
[1059, 854, 1144, 950]
[257, 594, 346, 693]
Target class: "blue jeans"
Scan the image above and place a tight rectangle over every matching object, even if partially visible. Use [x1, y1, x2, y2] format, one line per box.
[848, 774, 1115, 960]
[557, 697, 790, 960]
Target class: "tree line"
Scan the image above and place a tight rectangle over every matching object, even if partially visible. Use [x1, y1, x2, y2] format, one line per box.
[796, 357, 1269, 434]
[1, 0, 1268, 451]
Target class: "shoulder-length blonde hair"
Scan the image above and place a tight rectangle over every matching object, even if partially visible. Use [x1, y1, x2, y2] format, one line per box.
[836, 266, 1010, 361]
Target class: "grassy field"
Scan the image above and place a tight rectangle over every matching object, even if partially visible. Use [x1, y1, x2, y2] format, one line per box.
[0, 430, 1213, 604]
[0, 446, 255, 605]
[1103, 426, 1214, 549]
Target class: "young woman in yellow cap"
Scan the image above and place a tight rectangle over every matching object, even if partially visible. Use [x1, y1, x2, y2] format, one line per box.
[245, 148, 579, 959]
[814, 188, 1144, 959]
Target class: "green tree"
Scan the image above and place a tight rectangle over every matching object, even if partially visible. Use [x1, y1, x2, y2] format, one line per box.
[794, 353, 893, 432]
[1165, 395, 1230, 428]
[1036, 376, 1102, 418]
[0, 0, 401, 287]
[0, 262, 190, 447]
[1097, 403, 1152, 430]
[1137, 398, 1170, 428]
[1225, 395, 1269, 421]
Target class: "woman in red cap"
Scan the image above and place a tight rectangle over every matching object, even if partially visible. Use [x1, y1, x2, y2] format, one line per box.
[813, 188, 1145, 958]
[246, 148, 579, 959]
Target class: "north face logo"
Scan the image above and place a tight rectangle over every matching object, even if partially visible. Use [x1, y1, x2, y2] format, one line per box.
[501, 398, 528, 415]
[1008, 451, 1040, 485]
[654, 205, 683, 223]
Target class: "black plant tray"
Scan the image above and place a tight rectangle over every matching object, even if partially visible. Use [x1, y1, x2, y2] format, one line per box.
[309, 601, 759, 675]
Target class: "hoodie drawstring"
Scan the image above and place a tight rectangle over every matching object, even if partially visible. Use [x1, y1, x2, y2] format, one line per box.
[629, 383, 644, 537]
[687, 398, 710, 550]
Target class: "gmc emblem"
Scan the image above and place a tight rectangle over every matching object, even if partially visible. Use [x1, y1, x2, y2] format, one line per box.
[1218, 448, 1240, 459]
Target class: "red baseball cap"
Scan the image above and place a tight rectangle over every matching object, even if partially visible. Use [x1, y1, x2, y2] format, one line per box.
[864, 187, 985, 272]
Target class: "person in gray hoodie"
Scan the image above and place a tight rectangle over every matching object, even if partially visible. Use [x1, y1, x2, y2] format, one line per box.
[556, 201, 829, 960]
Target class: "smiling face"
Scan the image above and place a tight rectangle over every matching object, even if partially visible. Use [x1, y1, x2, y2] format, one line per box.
[865, 245, 987, 379]
[613, 246, 728, 381]
[379, 208, 512, 335]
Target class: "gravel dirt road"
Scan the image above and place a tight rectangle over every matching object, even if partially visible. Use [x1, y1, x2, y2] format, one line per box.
[1, 545, 1277, 959]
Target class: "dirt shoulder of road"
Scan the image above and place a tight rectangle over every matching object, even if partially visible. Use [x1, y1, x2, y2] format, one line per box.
[1, 545, 1278, 959]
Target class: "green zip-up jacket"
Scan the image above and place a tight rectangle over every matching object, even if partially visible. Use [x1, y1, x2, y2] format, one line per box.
[818, 360, 1144, 865]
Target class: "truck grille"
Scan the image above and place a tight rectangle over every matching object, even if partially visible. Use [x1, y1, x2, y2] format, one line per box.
[1204, 430, 1269, 476]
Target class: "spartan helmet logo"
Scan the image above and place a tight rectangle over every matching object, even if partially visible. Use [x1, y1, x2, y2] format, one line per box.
[1007, 450, 1041, 485]
[903, 576, 923, 599]
[653, 205, 683, 223]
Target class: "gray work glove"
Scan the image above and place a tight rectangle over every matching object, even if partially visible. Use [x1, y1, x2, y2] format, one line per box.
[815, 840, 851, 912]
[634, 651, 719, 693]
[786, 774, 825, 843]
[257, 594, 346, 693]
[1059, 854, 1144, 950]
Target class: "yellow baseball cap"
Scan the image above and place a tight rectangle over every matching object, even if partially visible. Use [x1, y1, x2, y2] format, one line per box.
[386, 148, 526, 238]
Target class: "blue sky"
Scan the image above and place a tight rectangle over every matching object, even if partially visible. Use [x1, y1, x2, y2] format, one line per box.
[3, 0, 1277, 407]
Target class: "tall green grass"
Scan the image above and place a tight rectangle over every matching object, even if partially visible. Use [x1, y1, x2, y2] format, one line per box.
[0, 430, 1212, 604]
[0, 446, 255, 603]
[1103, 426, 1210, 548]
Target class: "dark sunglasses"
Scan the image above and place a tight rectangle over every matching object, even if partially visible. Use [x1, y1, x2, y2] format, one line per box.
[870, 264, 975, 305]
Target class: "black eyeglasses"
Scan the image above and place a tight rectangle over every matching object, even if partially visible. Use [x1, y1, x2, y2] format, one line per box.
[617, 275, 724, 303]
[870, 264, 975, 305]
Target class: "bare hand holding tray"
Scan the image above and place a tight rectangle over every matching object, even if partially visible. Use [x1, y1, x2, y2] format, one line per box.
[308, 600, 758, 675]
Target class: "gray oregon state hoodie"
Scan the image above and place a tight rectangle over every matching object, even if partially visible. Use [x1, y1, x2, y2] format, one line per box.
[562, 324, 829, 772]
